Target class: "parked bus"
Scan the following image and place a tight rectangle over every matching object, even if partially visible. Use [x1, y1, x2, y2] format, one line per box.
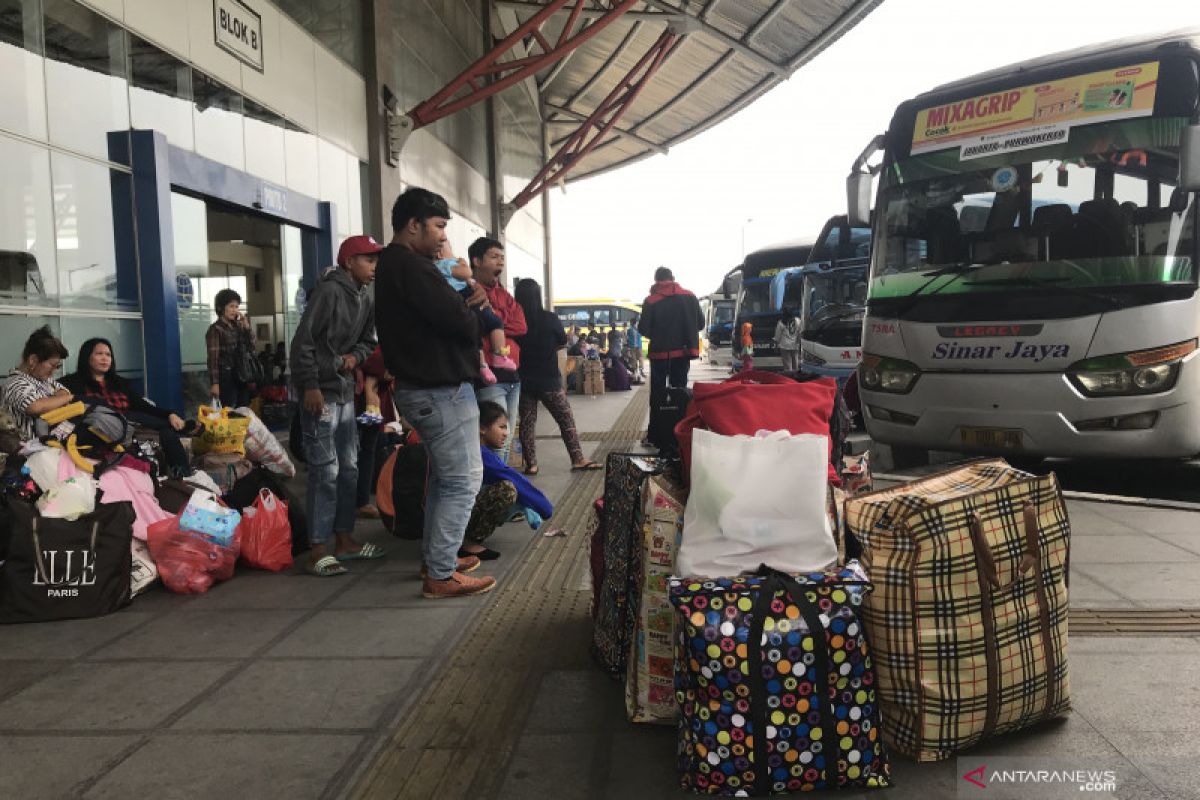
[849, 29, 1200, 461]
[733, 241, 813, 370]
[773, 215, 872, 378]
[554, 299, 642, 339]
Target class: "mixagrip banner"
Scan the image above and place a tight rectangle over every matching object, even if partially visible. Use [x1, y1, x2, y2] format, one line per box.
[911, 61, 1159, 160]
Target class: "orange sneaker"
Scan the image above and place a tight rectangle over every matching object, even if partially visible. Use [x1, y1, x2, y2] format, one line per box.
[418, 554, 481, 578]
[422, 571, 497, 599]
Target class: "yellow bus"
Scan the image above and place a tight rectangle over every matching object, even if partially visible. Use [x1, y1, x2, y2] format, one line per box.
[553, 299, 642, 336]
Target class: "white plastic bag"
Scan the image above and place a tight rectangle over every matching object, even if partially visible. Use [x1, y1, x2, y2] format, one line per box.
[677, 428, 836, 578]
[36, 474, 97, 521]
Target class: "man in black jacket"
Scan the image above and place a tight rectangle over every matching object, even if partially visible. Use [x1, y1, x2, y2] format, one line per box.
[375, 188, 496, 599]
[637, 266, 704, 402]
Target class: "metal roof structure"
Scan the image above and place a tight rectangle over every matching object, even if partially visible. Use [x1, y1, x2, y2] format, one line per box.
[391, 0, 882, 220]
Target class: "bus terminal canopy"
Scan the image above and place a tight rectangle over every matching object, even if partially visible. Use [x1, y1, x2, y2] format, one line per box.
[394, 0, 882, 219]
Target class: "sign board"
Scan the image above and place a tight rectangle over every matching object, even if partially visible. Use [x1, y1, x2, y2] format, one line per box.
[213, 0, 263, 72]
[911, 61, 1159, 159]
[257, 182, 288, 216]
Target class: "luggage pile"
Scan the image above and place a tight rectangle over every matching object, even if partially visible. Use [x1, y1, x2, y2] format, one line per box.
[0, 403, 307, 623]
[592, 370, 1072, 793]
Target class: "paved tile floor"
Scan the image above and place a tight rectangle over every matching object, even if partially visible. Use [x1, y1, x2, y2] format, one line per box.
[1, 367, 1198, 799]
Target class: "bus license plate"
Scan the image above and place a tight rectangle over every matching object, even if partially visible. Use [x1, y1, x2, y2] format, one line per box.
[959, 427, 1024, 450]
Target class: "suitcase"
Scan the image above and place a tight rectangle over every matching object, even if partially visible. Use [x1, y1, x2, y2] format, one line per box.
[670, 563, 891, 794]
[844, 459, 1071, 761]
[590, 452, 675, 677]
[647, 386, 691, 455]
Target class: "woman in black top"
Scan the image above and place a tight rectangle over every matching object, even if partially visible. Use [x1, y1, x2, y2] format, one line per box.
[511, 278, 599, 475]
[61, 338, 197, 477]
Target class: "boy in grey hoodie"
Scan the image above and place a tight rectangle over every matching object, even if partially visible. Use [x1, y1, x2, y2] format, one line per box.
[289, 235, 382, 576]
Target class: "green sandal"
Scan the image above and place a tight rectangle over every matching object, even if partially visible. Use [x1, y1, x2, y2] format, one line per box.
[335, 542, 386, 562]
[307, 555, 349, 577]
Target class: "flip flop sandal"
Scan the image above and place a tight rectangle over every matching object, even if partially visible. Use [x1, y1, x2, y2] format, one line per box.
[523, 465, 539, 475]
[307, 555, 349, 577]
[571, 461, 602, 471]
[335, 542, 386, 562]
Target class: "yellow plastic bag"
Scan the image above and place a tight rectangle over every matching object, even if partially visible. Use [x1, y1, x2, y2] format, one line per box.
[192, 405, 250, 456]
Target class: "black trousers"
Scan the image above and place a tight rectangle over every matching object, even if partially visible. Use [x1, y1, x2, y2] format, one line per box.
[649, 357, 691, 407]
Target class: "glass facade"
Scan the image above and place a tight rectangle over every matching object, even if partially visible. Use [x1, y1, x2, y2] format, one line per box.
[0, 0, 366, 403]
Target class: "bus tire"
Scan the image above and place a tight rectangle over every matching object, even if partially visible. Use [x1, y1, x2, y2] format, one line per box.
[891, 446, 930, 470]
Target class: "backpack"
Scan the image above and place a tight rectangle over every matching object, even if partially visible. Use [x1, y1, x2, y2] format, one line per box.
[377, 433, 427, 540]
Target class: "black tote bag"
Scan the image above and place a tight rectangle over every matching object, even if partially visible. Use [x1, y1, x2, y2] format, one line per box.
[0, 501, 135, 624]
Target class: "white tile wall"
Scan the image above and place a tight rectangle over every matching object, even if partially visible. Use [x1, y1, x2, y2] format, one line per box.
[272, 13, 318, 132]
[75, 0, 123, 21]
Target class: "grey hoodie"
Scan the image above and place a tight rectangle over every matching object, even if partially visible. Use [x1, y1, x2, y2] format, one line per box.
[289, 267, 377, 404]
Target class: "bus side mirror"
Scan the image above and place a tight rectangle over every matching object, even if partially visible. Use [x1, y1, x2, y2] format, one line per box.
[1180, 124, 1200, 191]
[847, 172, 873, 228]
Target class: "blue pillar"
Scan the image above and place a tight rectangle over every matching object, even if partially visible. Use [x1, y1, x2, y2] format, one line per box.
[129, 130, 184, 412]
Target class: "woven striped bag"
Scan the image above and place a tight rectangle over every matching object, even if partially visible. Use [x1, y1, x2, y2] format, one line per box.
[843, 459, 1070, 761]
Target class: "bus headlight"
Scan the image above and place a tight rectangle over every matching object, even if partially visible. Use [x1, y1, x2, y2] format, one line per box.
[860, 354, 920, 394]
[1067, 339, 1196, 397]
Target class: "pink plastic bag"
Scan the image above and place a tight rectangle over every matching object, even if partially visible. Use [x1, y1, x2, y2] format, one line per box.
[146, 512, 241, 594]
[238, 489, 293, 572]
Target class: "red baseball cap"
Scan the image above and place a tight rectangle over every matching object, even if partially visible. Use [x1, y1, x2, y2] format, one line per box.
[337, 235, 384, 267]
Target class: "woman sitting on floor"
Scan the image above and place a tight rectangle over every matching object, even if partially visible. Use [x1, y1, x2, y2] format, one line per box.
[61, 338, 199, 477]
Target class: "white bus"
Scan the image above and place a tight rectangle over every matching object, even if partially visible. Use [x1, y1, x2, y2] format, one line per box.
[849, 29, 1200, 461]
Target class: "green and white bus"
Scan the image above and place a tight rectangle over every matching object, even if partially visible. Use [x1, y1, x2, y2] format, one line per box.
[850, 29, 1200, 460]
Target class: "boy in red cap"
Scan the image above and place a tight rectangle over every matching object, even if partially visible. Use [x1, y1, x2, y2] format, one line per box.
[289, 235, 384, 577]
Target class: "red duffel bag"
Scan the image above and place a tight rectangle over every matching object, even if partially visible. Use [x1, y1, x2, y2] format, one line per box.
[674, 370, 839, 483]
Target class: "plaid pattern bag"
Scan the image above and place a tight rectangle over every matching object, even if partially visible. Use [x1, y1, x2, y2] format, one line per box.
[843, 459, 1070, 761]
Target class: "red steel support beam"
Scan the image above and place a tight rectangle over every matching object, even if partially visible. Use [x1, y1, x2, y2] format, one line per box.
[508, 29, 676, 211]
[407, 0, 640, 129]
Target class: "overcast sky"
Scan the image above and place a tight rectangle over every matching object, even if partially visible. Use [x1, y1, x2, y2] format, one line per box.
[547, 0, 1192, 302]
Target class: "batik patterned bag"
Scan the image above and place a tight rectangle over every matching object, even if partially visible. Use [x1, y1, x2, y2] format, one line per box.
[590, 452, 674, 677]
[843, 459, 1071, 761]
[670, 563, 891, 795]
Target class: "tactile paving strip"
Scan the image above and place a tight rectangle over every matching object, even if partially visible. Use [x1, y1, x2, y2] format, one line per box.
[1069, 608, 1200, 636]
[352, 386, 650, 800]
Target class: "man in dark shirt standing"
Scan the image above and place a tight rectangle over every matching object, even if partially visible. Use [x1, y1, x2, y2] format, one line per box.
[638, 266, 704, 402]
[375, 188, 496, 599]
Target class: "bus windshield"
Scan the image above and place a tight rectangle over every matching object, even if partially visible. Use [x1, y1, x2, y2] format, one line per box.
[714, 303, 734, 324]
[739, 279, 773, 314]
[871, 117, 1195, 305]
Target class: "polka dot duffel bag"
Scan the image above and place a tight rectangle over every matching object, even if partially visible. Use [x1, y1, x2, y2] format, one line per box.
[669, 563, 891, 795]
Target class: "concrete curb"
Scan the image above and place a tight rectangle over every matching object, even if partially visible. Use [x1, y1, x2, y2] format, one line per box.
[873, 471, 1200, 513]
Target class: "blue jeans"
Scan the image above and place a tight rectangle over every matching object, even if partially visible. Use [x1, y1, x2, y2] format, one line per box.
[393, 382, 483, 580]
[477, 380, 521, 462]
[300, 400, 359, 548]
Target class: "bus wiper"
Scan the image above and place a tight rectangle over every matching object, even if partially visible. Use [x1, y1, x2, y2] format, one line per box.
[920, 262, 985, 278]
[810, 305, 865, 329]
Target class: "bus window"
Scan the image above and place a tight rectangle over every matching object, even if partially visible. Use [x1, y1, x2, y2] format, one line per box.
[594, 309, 611, 325]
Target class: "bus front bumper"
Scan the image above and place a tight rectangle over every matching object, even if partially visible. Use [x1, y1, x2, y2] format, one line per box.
[861, 368, 1200, 459]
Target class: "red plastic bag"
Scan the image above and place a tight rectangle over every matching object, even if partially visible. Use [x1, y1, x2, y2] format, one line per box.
[146, 513, 240, 594]
[675, 370, 838, 483]
[238, 489, 293, 572]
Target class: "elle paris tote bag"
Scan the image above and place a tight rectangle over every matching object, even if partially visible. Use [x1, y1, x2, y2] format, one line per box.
[0, 500, 135, 623]
[670, 563, 891, 795]
[843, 459, 1071, 761]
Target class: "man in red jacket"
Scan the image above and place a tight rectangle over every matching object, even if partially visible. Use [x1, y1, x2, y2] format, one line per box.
[638, 266, 704, 403]
[470, 236, 527, 461]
